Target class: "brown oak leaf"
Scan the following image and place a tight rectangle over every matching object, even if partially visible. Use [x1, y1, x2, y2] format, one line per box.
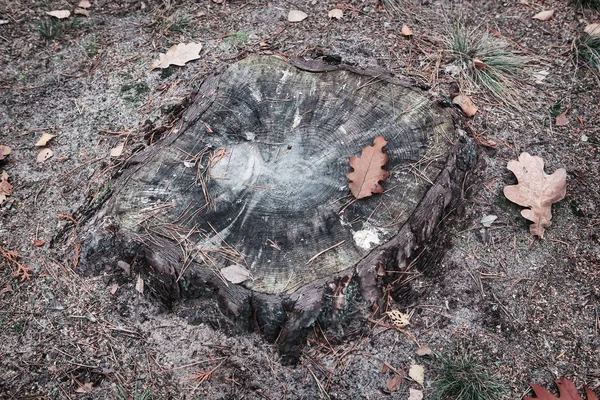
[503, 152, 566, 238]
[0, 171, 12, 205]
[525, 378, 598, 400]
[347, 136, 390, 199]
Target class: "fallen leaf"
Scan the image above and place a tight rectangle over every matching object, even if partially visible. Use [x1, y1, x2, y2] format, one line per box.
[46, 10, 71, 19]
[288, 10, 308, 22]
[78, 0, 92, 8]
[0, 284, 13, 297]
[408, 388, 424, 400]
[401, 24, 413, 36]
[503, 152, 566, 238]
[408, 364, 424, 385]
[74, 382, 93, 393]
[110, 143, 124, 157]
[452, 94, 478, 117]
[525, 378, 598, 400]
[346, 136, 390, 199]
[33, 239, 45, 247]
[107, 283, 119, 295]
[386, 374, 402, 392]
[415, 346, 432, 356]
[555, 112, 569, 126]
[473, 58, 486, 70]
[532, 10, 554, 21]
[584, 23, 600, 37]
[37, 148, 53, 163]
[221, 264, 252, 284]
[74, 8, 90, 17]
[387, 309, 413, 329]
[0, 171, 11, 205]
[380, 363, 389, 374]
[151, 42, 203, 69]
[135, 275, 144, 294]
[480, 214, 498, 227]
[533, 70, 549, 84]
[328, 9, 343, 19]
[0, 145, 11, 160]
[35, 133, 55, 147]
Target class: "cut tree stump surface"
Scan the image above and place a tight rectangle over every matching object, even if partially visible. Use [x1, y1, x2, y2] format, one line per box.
[81, 56, 467, 349]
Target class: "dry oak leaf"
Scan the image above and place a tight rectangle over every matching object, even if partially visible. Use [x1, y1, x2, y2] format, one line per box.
[346, 136, 390, 199]
[525, 378, 598, 400]
[503, 152, 566, 238]
[0, 171, 12, 205]
[452, 94, 478, 117]
[151, 43, 203, 69]
[0, 145, 11, 160]
[532, 9, 554, 21]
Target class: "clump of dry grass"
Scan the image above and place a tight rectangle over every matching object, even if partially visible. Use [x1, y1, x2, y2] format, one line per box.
[570, 0, 600, 11]
[444, 23, 527, 109]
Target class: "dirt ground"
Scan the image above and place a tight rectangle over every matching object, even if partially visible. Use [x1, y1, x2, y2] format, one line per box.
[0, 0, 599, 399]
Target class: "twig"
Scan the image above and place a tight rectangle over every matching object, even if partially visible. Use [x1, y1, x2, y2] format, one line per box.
[306, 241, 345, 265]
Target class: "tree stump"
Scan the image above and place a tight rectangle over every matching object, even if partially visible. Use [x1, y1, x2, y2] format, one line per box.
[80, 56, 470, 354]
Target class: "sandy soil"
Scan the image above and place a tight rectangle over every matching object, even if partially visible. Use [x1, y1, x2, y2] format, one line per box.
[0, 0, 598, 399]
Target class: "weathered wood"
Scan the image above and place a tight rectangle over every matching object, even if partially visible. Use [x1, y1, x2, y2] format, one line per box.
[80, 56, 470, 355]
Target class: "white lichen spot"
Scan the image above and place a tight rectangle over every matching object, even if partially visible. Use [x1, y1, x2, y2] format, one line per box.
[353, 228, 381, 250]
[292, 109, 302, 129]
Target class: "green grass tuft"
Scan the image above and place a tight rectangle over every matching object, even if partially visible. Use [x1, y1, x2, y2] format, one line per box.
[431, 350, 508, 400]
[445, 24, 527, 109]
[570, 0, 600, 11]
[576, 33, 600, 72]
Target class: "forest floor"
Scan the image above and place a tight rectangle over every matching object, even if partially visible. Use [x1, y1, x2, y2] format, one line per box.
[0, 0, 599, 399]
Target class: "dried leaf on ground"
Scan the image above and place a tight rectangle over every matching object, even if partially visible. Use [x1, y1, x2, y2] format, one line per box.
[525, 378, 598, 400]
[0, 145, 11, 160]
[47, 10, 71, 19]
[0, 247, 32, 281]
[221, 264, 252, 284]
[532, 10, 554, 21]
[401, 24, 413, 36]
[35, 133, 55, 147]
[387, 309, 413, 329]
[480, 214, 498, 227]
[503, 152, 566, 238]
[75, 382, 93, 393]
[74, 8, 90, 17]
[556, 112, 569, 126]
[473, 58, 486, 70]
[151, 43, 203, 69]
[0, 171, 12, 205]
[288, 10, 308, 22]
[386, 374, 402, 392]
[346, 136, 390, 199]
[328, 9, 343, 19]
[533, 70, 549, 84]
[585, 23, 600, 37]
[408, 365, 424, 385]
[37, 148, 53, 163]
[415, 346, 432, 356]
[110, 143, 124, 157]
[78, 0, 92, 8]
[408, 388, 424, 400]
[452, 94, 478, 117]
[33, 239, 45, 247]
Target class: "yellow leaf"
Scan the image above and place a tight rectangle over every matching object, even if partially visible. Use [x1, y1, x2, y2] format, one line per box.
[35, 133, 55, 147]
